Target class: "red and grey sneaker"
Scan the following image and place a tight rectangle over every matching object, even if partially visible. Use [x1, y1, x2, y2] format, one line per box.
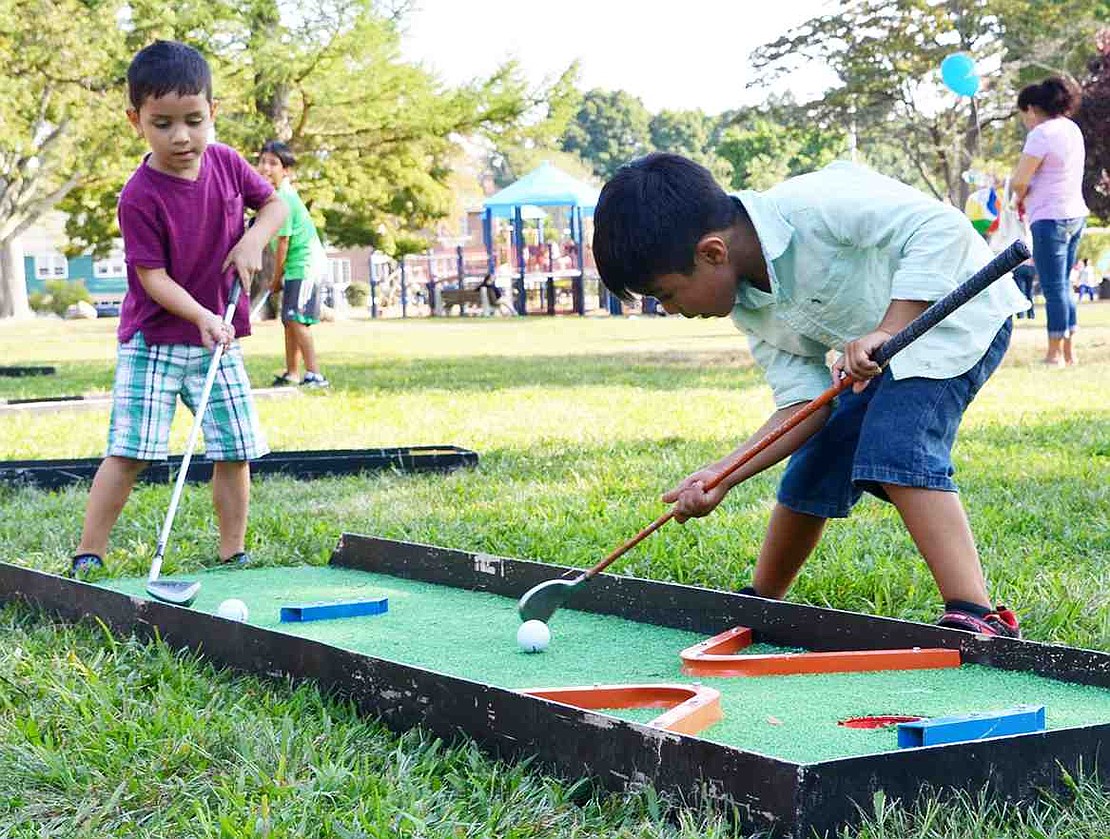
[937, 605, 1021, 638]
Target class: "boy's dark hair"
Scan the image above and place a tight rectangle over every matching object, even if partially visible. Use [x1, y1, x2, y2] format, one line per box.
[1016, 76, 1079, 117]
[128, 40, 212, 111]
[260, 140, 296, 169]
[592, 152, 740, 302]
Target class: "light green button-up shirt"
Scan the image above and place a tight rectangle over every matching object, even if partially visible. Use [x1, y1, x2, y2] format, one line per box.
[731, 161, 1029, 408]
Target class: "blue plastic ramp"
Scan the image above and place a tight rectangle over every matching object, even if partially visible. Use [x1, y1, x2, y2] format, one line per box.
[280, 598, 389, 622]
[897, 705, 1046, 748]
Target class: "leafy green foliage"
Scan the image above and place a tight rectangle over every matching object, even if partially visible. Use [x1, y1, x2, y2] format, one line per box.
[51, 0, 532, 257]
[485, 63, 585, 189]
[718, 114, 846, 191]
[649, 109, 731, 181]
[1076, 28, 1110, 220]
[748, 1, 1107, 206]
[0, 0, 136, 313]
[561, 89, 654, 179]
[28, 279, 93, 316]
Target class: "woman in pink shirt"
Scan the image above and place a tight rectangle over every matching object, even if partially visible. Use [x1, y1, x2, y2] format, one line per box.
[1010, 76, 1089, 366]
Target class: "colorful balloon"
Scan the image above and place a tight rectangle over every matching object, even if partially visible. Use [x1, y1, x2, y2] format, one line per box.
[964, 186, 1000, 236]
[941, 53, 980, 97]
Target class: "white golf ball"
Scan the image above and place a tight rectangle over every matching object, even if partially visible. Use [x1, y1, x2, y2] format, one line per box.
[517, 619, 550, 653]
[216, 598, 249, 622]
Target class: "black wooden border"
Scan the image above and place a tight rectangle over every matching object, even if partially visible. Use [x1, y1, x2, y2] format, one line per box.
[3, 534, 1109, 837]
[0, 446, 478, 490]
[0, 365, 55, 377]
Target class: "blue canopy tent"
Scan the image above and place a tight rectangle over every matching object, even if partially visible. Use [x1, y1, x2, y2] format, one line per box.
[481, 162, 600, 315]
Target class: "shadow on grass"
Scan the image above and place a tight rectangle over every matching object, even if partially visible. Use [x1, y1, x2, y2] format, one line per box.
[244, 352, 764, 394]
[0, 351, 765, 401]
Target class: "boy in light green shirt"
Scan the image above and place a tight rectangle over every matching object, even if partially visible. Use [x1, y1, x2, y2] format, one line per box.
[592, 153, 1029, 637]
[257, 140, 329, 388]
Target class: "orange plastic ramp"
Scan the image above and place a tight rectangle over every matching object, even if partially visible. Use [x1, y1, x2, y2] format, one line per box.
[519, 683, 722, 736]
[680, 625, 754, 663]
[681, 629, 961, 677]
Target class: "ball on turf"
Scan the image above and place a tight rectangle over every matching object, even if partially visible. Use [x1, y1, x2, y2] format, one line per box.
[517, 619, 550, 653]
[216, 598, 249, 622]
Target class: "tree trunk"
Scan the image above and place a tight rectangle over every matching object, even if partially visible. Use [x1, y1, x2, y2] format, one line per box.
[959, 106, 980, 209]
[250, 0, 292, 140]
[0, 237, 32, 319]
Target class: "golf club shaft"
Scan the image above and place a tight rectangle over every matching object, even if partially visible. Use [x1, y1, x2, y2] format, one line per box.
[583, 241, 1031, 581]
[148, 282, 243, 583]
[250, 289, 271, 320]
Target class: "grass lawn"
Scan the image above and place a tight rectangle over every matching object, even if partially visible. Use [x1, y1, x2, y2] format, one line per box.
[1, 304, 1108, 837]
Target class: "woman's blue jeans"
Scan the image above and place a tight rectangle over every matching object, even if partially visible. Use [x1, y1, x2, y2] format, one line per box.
[1030, 217, 1085, 338]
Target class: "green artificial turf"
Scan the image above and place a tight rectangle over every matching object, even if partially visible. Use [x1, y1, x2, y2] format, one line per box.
[105, 565, 1110, 764]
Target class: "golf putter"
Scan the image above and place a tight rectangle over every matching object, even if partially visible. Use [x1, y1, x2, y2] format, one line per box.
[519, 240, 1032, 623]
[146, 280, 244, 606]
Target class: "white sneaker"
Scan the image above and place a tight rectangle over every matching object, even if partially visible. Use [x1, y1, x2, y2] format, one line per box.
[301, 372, 330, 389]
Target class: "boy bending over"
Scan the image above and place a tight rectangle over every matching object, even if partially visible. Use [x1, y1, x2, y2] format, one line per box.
[592, 153, 1028, 637]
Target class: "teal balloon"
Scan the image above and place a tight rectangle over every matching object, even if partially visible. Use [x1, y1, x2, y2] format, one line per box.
[951, 72, 981, 97]
[941, 53, 979, 97]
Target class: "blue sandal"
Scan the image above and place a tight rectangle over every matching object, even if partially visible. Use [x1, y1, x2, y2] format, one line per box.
[70, 553, 104, 578]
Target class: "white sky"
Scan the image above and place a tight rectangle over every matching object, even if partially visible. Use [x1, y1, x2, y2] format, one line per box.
[399, 0, 840, 115]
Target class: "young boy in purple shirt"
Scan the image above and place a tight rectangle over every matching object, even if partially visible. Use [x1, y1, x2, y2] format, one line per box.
[70, 40, 287, 577]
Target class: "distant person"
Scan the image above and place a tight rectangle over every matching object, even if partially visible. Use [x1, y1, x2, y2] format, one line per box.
[991, 186, 1036, 319]
[1011, 76, 1088, 366]
[257, 140, 330, 388]
[70, 40, 287, 578]
[477, 273, 515, 316]
[1076, 259, 1097, 302]
[592, 153, 1029, 637]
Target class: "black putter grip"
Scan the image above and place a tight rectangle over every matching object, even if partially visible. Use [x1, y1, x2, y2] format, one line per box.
[872, 240, 1031, 368]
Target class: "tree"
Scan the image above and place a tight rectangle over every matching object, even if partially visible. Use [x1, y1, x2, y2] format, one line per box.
[749, 0, 1107, 207]
[994, 0, 1109, 81]
[0, 0, 132, 318]
[649, 109, 731, 181]
[1076, 28, 1110, 220]
[485, 62, 583, 189]
[751, 1, 1011, 207]
[61, 0, 532, 259]
[561, 89, 653, 179]
[717, 101, 846, 191]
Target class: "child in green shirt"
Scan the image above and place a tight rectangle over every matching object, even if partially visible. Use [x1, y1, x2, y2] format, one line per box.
[257, 140, 329, 388]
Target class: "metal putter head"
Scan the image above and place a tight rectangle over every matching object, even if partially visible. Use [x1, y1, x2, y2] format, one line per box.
[146, 579, 201, 607]
[517, 576, 584, 623]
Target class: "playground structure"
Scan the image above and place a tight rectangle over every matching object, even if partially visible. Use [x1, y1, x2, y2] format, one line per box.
[363, 163, 660, 319]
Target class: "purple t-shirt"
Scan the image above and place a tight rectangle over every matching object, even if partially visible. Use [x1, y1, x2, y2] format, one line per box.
[117, 142, 274, 345]
[1021, 117, 1089, 224]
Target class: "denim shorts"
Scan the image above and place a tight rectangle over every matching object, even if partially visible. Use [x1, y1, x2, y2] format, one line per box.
[777, 320, 1012, 518]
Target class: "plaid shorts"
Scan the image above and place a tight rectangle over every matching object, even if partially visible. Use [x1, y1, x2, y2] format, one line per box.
[107, 332, 269, 462]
